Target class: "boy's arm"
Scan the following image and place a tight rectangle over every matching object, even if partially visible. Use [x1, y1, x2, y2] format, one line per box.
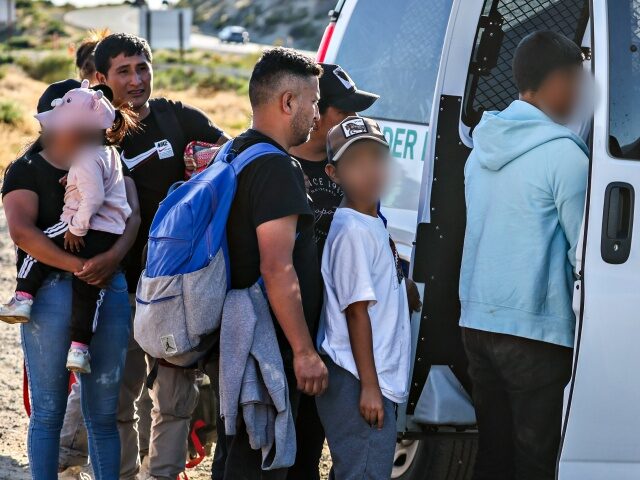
[257, 214, 328, 396]
[345, 301, 385, 429]
[548, 140, 589, 268]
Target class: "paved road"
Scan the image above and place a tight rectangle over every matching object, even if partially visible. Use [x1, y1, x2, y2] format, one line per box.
[63, 5, 266, 54]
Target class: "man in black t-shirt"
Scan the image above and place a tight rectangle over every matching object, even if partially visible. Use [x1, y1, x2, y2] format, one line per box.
[221, 48, 327, 480]
[287, 63, 379, 480]
[92, 33, 228, 480]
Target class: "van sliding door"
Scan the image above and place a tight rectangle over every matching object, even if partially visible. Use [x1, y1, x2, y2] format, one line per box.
[407, 0, 589, 431]
[558, 1, 640, 478]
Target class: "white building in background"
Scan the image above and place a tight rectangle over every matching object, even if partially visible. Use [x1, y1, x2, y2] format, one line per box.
[139, 7, 192, 50]
[0, 0, 16, 27]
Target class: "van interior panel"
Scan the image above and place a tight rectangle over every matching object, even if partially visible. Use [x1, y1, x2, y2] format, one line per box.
[463, 0, 589, 128]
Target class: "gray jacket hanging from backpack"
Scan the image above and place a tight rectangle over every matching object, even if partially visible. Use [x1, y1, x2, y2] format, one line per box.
[219, 282, 296, 470]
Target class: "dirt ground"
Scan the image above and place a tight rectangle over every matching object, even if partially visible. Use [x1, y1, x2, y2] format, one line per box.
[0, 207, 332, 479]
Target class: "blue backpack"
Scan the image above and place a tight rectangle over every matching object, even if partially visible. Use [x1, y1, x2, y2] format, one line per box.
[134, 141, 286, 366]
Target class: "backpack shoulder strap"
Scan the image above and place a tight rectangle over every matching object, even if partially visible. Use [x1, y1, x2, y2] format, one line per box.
[149, 98, 186, 156]
[229, 143, 287, 176]
[216, 140, 235, 162]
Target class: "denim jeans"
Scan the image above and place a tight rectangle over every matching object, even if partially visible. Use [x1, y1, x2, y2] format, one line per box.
[22, 272, 130, 480]
[59, 296, 154, 480]
[462, 328, 573, 480]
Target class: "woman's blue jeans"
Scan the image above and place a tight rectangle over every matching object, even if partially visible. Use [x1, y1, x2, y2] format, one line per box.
[22, 272, 130, 480]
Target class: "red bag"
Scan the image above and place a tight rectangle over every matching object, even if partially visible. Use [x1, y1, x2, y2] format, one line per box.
[183, 141, 221, 179]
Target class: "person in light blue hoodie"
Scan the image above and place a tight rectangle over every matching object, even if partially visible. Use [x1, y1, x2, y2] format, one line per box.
[459, 31, 588, 480]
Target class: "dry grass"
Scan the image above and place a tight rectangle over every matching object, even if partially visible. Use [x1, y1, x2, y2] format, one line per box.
[0, 67, 252, 170]
[154, 86, 252, 136]
[0, 67, 44, 168]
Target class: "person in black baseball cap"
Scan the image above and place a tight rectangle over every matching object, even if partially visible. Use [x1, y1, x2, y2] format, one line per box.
[317, 63, 379, 113]
[287, 64, 379, 480]
[290, 63, 379, 256]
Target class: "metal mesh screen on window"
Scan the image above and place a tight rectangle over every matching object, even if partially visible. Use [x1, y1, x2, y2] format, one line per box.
[471, 0, 587, 116]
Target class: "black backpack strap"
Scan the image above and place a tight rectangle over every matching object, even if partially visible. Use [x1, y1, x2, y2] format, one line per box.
[146, 359, 160, 389]
[149, 98, 186, 159]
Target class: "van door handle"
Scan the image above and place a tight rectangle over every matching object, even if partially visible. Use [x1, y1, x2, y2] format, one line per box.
[601, 182, 634, 264]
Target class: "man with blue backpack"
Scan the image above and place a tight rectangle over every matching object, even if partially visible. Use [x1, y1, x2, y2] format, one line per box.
[222, 48, 327, 479]
[134, 47, 327, 479]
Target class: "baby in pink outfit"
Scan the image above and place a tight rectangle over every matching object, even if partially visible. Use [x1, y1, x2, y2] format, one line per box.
[62, 145, 131, 239]
[0, 80, 133, 374]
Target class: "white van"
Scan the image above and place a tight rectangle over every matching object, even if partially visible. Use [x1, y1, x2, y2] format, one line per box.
[317, 1, 640, 479]
[317, 0, 454, 261]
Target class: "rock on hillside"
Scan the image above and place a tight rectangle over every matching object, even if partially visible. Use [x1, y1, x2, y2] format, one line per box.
[179, 0, 334, 50]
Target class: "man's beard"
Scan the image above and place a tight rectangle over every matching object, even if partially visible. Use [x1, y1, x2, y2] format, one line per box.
[290, 110, 314, 147]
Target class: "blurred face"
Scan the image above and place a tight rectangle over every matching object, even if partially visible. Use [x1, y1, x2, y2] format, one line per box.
[534, 66, 583, 123]
[41, 128, 103, 167]
[97, 53, 152, 110]
[326, 140, 390, 206]
[290, 76, 320, 147]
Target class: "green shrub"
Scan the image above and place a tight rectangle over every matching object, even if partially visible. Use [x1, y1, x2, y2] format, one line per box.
[264, 13, 280, 27]
[0, 101, 24, 126]
[154, 65, 249, 94]
[18, 54, 75, 84]
[44, 19, 67, 36]
[0, 53, 15, 65]
[154, 66, 199, 91]
[198, 72, 247, 93]
[7, 35, 37, 49]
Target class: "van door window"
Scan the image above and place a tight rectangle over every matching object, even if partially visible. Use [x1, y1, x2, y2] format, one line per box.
[333, 0, 452, 125]
[608, 0, 640, 160]
[463, 0, 589, 128]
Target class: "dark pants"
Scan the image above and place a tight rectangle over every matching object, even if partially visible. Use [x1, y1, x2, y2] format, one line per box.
[462, 328, 573, 480]
[222, 367, 301, 480]
[205, 356, 227, 480]
[16, 226, 119, 345]
[286, 393, 325, 480]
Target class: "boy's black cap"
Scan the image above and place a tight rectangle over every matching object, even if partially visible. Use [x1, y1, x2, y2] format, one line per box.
[319, 63, 379, 112]
[36, 79, 114, 114]
[327, 116, 389, 164]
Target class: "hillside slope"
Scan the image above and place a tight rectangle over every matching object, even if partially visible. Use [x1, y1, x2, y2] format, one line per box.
[180, 0, 334, 50]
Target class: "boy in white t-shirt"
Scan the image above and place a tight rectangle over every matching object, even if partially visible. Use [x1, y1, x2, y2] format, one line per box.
[316, 116, 412, 479]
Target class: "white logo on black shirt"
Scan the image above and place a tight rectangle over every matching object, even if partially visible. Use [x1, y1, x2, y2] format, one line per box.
[121, 139, 175, 170]
[121, 146, 157, 170]
[155, 139, 175, 159]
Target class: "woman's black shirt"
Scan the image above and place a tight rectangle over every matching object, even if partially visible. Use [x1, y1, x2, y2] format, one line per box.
[2, 152, 67, 231]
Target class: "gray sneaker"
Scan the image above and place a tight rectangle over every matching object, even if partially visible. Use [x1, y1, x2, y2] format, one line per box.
[0, 295, 32, 324]
[66, 348, 91, 374]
